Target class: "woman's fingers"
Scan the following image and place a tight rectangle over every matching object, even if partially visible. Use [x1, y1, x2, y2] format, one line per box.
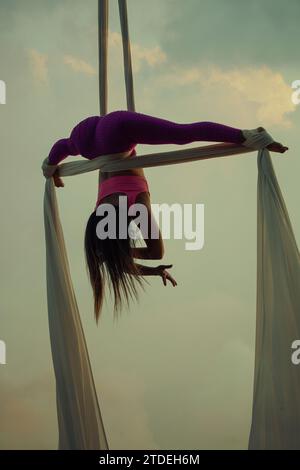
[167, 273, 177, 287]
[159, 265, 177, 287]
[161, 270, 177, 287]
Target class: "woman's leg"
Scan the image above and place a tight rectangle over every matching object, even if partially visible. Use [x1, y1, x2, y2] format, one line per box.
[107, 110, 288, 154]
[115, 110, 245, 147]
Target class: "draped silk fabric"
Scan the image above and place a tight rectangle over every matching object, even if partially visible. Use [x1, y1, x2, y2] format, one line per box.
[248, 151, 300, 450]
[42, 0, 299, 450]
[43, 151, 132, 449]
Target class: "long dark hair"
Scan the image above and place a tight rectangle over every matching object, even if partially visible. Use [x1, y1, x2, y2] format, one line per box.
[84, 207, 145, 323]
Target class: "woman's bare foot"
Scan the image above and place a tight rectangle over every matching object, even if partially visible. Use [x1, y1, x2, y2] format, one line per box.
[266, 142, 289, 153]
[258, 127, 289, 153]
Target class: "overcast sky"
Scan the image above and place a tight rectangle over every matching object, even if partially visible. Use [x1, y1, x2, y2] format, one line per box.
[0, 0, 299, 450]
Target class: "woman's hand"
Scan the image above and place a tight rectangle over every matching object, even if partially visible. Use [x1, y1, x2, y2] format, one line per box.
[156, 264, 177, 287]
[53, 171, 64, 188]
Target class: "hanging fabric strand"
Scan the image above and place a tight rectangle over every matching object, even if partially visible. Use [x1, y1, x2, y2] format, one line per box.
[44, 172, 110, 450]
[97, 0, 109, 204]
[42, 0, 300, 451]
[248, 152, 300, 450]
[118, 0, 135, 111]
[98, 0, 109, 116]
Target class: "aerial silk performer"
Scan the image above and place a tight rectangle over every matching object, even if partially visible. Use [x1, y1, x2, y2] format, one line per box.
[42, 0, 298, 451]
[43, 110, 287, 323]
[42, 107, 299, 451]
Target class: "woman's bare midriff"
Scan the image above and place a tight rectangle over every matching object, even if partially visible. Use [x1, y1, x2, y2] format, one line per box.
[98, 189, 150, 207]
[97, 148, 150, 206]
[99, 166, 145, 182]
[98, 166, 149, 208]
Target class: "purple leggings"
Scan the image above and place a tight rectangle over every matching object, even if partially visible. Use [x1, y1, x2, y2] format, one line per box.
[48, 110, 245, 165]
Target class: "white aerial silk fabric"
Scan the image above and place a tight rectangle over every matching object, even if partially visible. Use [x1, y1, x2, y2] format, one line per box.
[248, 151, 300, 450]
[43, 151, 132, 450]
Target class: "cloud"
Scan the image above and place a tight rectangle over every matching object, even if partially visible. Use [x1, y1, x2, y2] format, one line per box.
[131, 44, 166, 71]
[154, 64, 295, 127]
[32, 28, 294, 128]
[108, 30, 167, 73]
[205, 65, 295, 127]
[63, 54, 96, 76]
[27, 49, 48, 84]
[62, 31, 166, 77]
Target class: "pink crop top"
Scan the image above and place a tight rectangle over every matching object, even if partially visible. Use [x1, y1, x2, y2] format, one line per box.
[95, 175, 150, 210]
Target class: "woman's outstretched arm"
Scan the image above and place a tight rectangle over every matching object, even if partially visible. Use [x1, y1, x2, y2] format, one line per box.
[118, 110, 245, 147]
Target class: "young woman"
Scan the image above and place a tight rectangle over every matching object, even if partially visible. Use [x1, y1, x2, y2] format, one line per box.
[46, 110, 288, 321]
